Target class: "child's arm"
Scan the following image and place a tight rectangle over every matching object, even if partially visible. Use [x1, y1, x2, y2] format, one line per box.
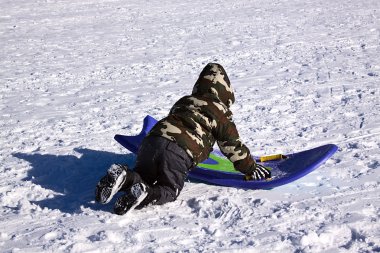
[215, 117, 271, 180]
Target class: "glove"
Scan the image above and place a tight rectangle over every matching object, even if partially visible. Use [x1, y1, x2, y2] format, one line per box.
[244, 163, 271, 181]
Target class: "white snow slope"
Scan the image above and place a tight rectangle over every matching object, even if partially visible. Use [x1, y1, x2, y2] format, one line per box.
[1, 0, 380, 252]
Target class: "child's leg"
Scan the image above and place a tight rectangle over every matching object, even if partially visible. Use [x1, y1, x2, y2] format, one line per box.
[152, 150, 189, 205]
[135, 137, 192, 207]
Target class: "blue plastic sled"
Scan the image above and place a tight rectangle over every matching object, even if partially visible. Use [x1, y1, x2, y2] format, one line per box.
[114, 115, 338, 189]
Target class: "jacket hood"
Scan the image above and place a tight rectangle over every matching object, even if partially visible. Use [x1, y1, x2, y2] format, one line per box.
[192, 63, 235, 108]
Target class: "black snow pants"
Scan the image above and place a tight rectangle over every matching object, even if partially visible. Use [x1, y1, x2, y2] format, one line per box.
[125, 136, 193, 207]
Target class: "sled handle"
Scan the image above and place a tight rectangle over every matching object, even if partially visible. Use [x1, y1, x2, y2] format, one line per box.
[259, 154, 288, 162]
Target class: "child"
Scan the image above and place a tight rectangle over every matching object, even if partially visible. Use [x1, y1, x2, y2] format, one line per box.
[95, 63, 271, 215]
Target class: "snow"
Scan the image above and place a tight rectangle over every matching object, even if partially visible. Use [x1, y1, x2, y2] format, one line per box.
[1, 0, 379, 252]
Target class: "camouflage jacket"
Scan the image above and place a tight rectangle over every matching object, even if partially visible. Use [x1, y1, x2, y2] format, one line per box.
[148, 63, 256, 175]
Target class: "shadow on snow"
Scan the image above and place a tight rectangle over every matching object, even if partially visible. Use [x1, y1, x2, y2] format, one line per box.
[13, 148, 136, 214]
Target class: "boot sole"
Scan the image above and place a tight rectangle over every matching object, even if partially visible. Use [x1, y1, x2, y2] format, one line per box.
[97, 169, 127, 204]
[114, 184, 148, 215]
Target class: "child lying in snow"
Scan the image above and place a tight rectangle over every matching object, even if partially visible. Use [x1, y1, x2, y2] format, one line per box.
[95, 63, 271, 215]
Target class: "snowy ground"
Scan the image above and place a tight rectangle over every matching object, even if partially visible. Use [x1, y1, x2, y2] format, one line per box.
[1, 0, 380, 252]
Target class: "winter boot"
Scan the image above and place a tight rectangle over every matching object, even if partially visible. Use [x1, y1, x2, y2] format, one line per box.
[95, 164, 128, 204]
[114, 183, 149, 215]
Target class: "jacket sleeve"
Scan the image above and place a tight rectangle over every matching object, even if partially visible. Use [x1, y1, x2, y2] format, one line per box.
[214, 115, 256, 174]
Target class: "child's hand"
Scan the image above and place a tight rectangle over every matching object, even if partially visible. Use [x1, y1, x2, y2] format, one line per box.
[244, 164, 271, 181]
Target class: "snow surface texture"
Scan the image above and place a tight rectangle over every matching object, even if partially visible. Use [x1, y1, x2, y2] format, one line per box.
[1, 0, 379, 252]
